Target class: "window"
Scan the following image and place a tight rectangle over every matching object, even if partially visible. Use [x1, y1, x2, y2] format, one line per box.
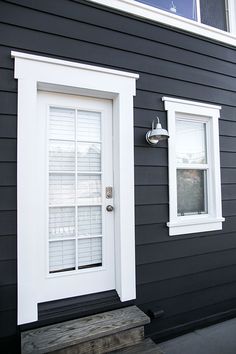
[163, 97, 225, 236]
[136, 0, 228, 31]
[90, 0, 236, 47]
[136, 0, 198, 21]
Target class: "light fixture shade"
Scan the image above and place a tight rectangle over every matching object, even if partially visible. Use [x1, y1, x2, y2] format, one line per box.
[146, 117, 169, 145]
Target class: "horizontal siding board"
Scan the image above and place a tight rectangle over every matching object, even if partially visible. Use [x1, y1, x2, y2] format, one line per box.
[0, 139, 16, 162]
[2, 2, 236, 92]
[140, 281, 236, 316]
[222, 184, 236, 200]
[0, 69, 16, 92]
[0, 236, 16, 261]
[136, 233, 236, 265]
[0, 23, 234, 100]
[220, 152, 236, 168]
[135, 166, 168, 185]
[134, 146, 167, 166]
[135, 185, 168, 205]
[0, 187, 16, 211]
[0, 211, 16, 235]
[6, 0, 236, 65]
[0, 115, 17, 138]
[221, 168, 236, 184]
[135, 215, 236, 245]
[136, 248, 236, 285]
[135, 204, 168, 225]
[220, 136, 236, 152]
[0, 260, 16, 286]
[134, 109, 167, 128]
[0, 163, 16, 186]
[0, 285, 16, 311]
[219, 119, 236, 136]
[0, 92, 17, 115]
[0, 309, 16, 338]
[137, 265, 236, 303]
[146, 297, 236, 338]
[223, 200, 236, 216]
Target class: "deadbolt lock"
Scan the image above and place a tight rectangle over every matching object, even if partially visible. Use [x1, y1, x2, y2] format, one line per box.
[106, 186, 113, 199]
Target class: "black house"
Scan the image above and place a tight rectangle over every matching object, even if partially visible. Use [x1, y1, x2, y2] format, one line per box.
[1, 0, 236, 352]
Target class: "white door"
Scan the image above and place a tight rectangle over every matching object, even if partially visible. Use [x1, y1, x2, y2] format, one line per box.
[36, 91, 115, 302]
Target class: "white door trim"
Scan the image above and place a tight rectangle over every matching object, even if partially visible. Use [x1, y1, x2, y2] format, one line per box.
[12, 51, 139, 325]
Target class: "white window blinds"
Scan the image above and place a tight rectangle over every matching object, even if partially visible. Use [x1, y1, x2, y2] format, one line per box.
[48, 107, 103, 273]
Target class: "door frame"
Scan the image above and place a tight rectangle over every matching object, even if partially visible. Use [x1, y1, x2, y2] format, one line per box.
[12, 51, 139, 325]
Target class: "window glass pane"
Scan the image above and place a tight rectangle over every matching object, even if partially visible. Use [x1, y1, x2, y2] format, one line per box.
[49, 107, 75, 140]
[77, 174, 101, 205]
[176, 120, 207, 164]
[200, 0, 227, 31]
[49, 174, 75, 206]
[77, 111, 101, 142]
[49, 207, 75, 239]
[77, 206, 102, 236]
[49, 141, 75, 172]
[136, 0, 197, 20]
[77, 237, 102, 269]
[49, 240, 76, 273]
[77, 142, 101, 172]
[177, 169, 207, 215]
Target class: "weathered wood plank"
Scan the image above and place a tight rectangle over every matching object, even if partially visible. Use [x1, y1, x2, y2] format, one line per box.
[51, 327, 144, 354]
[21, 306, 150, 354]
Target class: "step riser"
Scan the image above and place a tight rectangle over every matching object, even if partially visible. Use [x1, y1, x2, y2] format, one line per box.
[50, 327, 144, 354]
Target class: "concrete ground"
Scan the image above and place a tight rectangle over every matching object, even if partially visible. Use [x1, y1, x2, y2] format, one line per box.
[157, 318, 236, 354]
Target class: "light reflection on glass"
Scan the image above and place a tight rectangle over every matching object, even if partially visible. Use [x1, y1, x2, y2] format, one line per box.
[176, 120, 207, 164]
[177, 169, 207, 216]
[136, 0, 197, 21]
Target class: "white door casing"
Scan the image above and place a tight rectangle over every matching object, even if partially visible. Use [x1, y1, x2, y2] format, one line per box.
[37, 92, 115, 302]
[12, 51, 138, 325]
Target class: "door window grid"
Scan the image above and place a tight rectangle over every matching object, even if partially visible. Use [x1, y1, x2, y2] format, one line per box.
[48, 107, 103, 273]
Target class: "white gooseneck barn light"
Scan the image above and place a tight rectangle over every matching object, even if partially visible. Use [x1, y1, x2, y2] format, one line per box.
[146, 116, 169, 145]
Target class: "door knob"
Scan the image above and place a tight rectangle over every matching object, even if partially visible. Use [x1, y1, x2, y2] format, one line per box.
[106, 205, 114, 212]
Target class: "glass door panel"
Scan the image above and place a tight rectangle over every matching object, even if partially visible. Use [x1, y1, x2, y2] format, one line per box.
[48, 107, 103, 273]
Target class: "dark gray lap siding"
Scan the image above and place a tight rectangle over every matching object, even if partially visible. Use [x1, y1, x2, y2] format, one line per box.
[1, 0, 236, 344]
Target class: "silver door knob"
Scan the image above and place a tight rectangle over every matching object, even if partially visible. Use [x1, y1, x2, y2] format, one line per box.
[106, 205, 114, 212]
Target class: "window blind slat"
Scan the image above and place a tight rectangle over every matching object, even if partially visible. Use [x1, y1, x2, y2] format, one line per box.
[49, 107, 75, 141]
[77, 175, 101, 205]
[78, 237, 102, 267]
[49, 207, 75, 239]
[77, 142, 101, 172]
[49, 240, 75, 273]
[78, 206, 102, 236]
[49, 141, 75, 172]
[49, 174, 75, 206]
[77, 111, 101, 142]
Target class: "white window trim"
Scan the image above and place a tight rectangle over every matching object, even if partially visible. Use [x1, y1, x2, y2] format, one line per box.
[12, 51, 139, 325]
[162, 96, 225, 236]
[89, 0, 236, 47]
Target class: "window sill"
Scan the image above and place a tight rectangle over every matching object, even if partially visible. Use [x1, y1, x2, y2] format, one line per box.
[167, 217, 225, 236]
[89, 0, 236, 47]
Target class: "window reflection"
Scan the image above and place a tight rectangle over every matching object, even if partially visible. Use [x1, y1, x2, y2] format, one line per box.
[177, 169, 207, 216]
[176, 120, 207, 164]
[136, 0, 197, 21]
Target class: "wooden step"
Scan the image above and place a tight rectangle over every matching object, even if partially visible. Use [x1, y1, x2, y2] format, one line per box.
[21, 306, 150, 354]
[111, 338, 164, 354]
